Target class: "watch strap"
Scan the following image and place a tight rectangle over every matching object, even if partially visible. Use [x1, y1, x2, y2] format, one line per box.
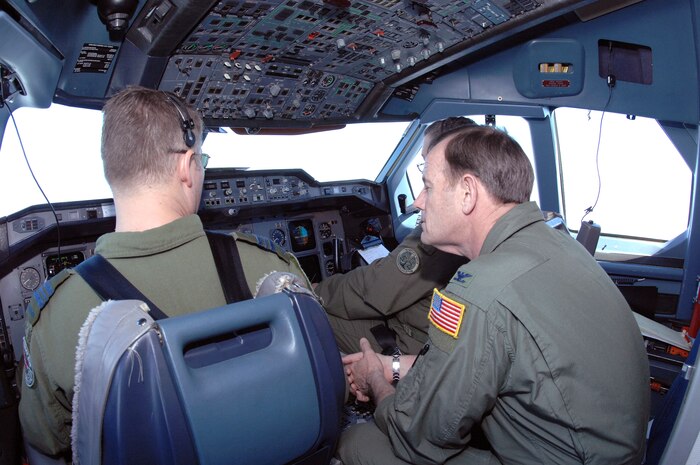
[391, 348, 401, 386]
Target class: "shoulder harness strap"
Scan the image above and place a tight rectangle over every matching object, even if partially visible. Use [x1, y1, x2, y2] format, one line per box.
[205, 230, 254, 303]
[74, 255, 168, 320]
[26, 268, 73, 326]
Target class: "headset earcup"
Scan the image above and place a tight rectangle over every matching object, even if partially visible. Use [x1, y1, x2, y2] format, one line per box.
[163, 92, 196, 148]
[184, 127, 195, 148]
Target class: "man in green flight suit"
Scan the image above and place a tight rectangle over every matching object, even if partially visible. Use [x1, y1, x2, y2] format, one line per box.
[18, 87, 309, 460]
[338, 125, 650, 464]
[315, 117, 473, 355]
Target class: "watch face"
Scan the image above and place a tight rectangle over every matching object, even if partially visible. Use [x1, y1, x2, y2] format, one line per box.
[392, 360, 400, 370]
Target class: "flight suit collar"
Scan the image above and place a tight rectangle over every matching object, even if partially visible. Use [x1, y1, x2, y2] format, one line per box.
[95, 214, 206, 258]
[479, 202, 544, 256]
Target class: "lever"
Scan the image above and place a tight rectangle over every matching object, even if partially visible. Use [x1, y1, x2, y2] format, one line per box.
[398, 194, 407, 214]
[333, 237, 342, 274]
[397, 203, 419, 224]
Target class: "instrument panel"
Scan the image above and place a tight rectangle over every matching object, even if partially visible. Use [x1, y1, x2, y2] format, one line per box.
[232, 209, 346, 283]
[0, 209, 350, 362]
[0, 245, 94, 364]
[198, 168, 380, 215]
[198, 168, 390, 281]
[0, 169, 392, 363]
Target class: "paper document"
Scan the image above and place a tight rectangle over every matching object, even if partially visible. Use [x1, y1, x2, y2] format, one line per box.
[633, 312, 691, 350]
[358, 244, 390, 264]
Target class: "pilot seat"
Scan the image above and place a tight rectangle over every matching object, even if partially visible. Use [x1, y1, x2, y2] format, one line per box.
[71, 291, 345, 465]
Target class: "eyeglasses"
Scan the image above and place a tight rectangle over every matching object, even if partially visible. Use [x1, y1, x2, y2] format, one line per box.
[200, 153, 210, 169]
[171, 149, 210, 169]
[417, 162, 425, 173]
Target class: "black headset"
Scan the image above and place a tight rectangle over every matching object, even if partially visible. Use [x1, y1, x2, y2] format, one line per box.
[163, 92, 196, 148]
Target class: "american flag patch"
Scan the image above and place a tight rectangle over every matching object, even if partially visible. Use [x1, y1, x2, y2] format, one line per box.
[429, 288, 466, 338]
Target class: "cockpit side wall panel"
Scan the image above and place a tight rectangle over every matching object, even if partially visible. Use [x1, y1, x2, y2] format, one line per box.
[677, 126, 700, 321]
[382, 0, 700, 125]
[7, 0, 151, 104]
[0, 12, 63, 147]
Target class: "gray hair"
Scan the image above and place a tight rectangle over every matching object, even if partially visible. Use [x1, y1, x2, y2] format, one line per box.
[431, 125, 534, 204]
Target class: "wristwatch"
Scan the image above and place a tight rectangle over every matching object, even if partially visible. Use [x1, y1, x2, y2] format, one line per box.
[391, 347, 401, 386]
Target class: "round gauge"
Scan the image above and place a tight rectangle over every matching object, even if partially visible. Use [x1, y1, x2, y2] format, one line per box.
[302, 104, 316, 116]
[320, 74, 336, 88]
[20, 267, 41, 291]
[325, 260, 336, 275]
[270, 228, 286, 246]
[311, 89, 326, 102]
[318, 222, 332, 239]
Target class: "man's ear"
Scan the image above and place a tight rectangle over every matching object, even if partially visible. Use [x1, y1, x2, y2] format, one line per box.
[460, 174, 478, 215]
[177, 150, 195, 188]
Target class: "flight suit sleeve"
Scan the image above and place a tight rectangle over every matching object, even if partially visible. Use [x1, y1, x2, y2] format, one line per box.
[19, 322, 73, 457]
[19, 271, 102, 458]
[315, 227, 466, 320]
[279, 252, 313, 289]
[372, 291, 512, 465]
[234, 234, 313, 293]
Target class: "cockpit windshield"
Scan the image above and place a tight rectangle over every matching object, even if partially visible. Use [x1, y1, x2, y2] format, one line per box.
[202, 122, 410, 181]
[0, 103, 410, 217]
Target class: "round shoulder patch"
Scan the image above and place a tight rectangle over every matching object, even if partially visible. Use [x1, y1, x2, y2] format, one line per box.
[396, 247, 420, 274]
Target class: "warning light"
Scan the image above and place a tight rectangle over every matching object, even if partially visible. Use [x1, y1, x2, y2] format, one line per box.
[538, 62, 572, 73]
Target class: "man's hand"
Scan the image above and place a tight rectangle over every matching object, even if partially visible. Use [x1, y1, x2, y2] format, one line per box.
[342, 337, 395, 403]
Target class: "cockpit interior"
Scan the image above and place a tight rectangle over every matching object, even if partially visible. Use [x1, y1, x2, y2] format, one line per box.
[2, 0, 700, 463]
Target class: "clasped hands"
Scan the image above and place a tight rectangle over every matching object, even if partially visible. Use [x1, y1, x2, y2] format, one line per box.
[342, 337, 396, 404]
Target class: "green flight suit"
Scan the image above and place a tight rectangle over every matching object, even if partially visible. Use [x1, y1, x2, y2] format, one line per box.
[315, 226, 467, 354]
[19, 215, 309, 458]
[338, 202, 650, 465]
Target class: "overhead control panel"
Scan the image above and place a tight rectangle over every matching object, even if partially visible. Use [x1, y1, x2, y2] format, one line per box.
[143, 0, 543, 125]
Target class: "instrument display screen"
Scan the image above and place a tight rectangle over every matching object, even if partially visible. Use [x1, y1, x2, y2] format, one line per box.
[289, 219, 316, 253]
[46, 251, 85, 277]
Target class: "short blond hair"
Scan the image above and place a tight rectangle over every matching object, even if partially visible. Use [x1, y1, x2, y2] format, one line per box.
[101, 86, 204, 191]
